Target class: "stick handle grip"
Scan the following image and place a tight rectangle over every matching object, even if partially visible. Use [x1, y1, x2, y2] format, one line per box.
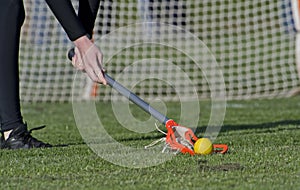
[67, 48, 75, 61]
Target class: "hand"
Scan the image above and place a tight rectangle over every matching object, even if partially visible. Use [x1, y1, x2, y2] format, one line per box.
[72, 35, 107, 85]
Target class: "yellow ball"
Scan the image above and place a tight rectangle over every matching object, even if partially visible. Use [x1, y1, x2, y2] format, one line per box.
[194, 138, 213, 155]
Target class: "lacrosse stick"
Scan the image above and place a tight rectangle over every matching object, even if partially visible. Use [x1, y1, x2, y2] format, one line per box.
[68, 48, 228, 155]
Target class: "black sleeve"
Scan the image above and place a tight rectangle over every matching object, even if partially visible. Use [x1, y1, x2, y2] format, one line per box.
[45, 0, 100, 41]
[78, 0, 101, 38]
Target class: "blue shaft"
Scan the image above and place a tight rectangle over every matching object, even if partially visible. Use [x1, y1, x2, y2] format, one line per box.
[105, 73, 169, 125]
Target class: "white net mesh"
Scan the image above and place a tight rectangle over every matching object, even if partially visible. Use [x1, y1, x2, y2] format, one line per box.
[20, 0, 300, 102]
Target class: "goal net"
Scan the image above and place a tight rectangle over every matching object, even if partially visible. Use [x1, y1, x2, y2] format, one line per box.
[20, 0, 300, 102]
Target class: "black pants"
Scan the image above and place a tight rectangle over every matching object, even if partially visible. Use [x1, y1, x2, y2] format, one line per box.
[0, 0, 25, 131]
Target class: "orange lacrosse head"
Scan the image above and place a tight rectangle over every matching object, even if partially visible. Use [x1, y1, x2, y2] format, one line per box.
[213, 144, 229, 154]
[165, 119, 198, 155]
[164, 119, 229, 155]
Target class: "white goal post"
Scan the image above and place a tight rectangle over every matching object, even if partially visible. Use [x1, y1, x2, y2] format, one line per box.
[292, 0, 300, 86]
[19, 0, 300, 102]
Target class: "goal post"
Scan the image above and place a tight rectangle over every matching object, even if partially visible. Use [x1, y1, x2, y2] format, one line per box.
[291, 0, 300, 31]
[19, 0, 300, 102]
[292, 0, 300, 84]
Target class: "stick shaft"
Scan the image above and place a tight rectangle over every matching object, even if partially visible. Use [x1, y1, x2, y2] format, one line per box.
[105, 73, 169, 124]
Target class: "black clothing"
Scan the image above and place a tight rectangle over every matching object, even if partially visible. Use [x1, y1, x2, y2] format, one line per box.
[0, 0, 25, 131]
[1, 124, 52, 149]
[46, 0, 100, 40]
[0, 0, 100, 131]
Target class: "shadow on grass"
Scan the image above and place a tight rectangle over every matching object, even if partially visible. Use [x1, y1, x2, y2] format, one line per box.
[58, 120, 299, 145]
[195, 119, 300, 135]
[51, 142, 86, 147]
[198, 160, 244, 172]
[114, 133, 166, 142]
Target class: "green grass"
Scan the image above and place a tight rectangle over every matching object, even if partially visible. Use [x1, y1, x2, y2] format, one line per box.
[1, 97, 300, 190]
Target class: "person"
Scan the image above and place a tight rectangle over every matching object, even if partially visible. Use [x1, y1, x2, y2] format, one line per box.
[0, 0, 106, 149]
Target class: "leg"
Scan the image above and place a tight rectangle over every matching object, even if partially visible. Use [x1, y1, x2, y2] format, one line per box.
[0, 0, 51, 149]
[0, 0, 25, 131]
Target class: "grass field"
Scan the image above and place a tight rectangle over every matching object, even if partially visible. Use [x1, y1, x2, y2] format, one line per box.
[1, 97, 300, 189]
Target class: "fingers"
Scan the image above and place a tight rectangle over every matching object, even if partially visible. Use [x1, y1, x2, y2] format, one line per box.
[96, 70, 107, 85]
[84, 66, 106, 85]
[94, 49, 107, 85]
[71, 44, 107, 85]
[82, 45, 107, 84]
[84, 67, 100, 82]
[71, 47, 84, 71]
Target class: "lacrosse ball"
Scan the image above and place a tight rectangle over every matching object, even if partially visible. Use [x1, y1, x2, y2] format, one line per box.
[194, 138, 213, 155]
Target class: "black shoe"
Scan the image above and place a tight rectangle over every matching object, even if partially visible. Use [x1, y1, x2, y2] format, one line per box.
[1, 124, 52, 149]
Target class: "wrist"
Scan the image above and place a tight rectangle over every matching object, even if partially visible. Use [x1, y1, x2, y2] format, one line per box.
[73, 35, 93, 50]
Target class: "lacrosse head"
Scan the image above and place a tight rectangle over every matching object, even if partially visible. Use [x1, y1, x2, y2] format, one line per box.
[165, 119, 198, 155]
[144, 119, 229, 155]
[213, 144, 229, 154]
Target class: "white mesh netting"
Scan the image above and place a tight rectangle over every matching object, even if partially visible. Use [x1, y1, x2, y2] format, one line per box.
[20, 0, 300, 102]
